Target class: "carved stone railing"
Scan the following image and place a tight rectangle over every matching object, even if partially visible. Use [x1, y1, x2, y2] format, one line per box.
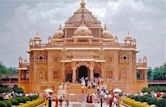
[30, 42, 136, 49]
[148, 80, 166, 84]
[19, 63, 29, 68]
[136, 63, 147, 68]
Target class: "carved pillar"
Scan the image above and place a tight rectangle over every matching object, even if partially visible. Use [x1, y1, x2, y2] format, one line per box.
[72, 62, 76, 83]
[62, 63, 65, 82]
[72, 67, 76, 82]
[101, 63, 106, 81]
[90, 62, 94, 81]
[90, 67, 94, 81]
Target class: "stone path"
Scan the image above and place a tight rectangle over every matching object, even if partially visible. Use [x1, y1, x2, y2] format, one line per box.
[43, 101, 125, 107]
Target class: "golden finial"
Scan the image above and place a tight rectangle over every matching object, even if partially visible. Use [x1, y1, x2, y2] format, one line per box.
[80, 0, 85, 8]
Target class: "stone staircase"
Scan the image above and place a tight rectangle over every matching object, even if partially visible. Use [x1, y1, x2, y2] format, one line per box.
[65, 83, 98, 102]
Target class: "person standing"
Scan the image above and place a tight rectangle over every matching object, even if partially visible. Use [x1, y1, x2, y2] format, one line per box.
[59, 96, 63, 107]
[86, 94, 90, 103]
[55, 97, 58, 107]
[109, 92, 114, 107]
[100, 97, 103, 107]
[65, 99, 69, 107]
[117, 95, 121, 107]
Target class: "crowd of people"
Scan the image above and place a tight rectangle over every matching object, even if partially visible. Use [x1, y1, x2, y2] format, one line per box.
[79, 77, 104, 89]
[43, 76, 122, 107]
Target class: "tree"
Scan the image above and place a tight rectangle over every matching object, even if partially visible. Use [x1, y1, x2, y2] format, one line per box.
[151, 64, 166, 80]
[147, 67, 152, 80]
[0, 62, 18, 79]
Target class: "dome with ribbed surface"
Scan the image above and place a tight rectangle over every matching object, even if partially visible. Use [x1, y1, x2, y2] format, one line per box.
[65, 1, 101, 27]
[102, 25, 113, 39]
[53, 25, 64, 39]
[33, 32, 41, 40]
[74, 23, 92, 36]
[124, 32, 132, 41]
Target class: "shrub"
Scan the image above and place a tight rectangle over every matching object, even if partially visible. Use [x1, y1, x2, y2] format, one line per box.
[156, 99, 166, 107]
[144, 94, 152, 98]
[137, 96, 148, 102]
[27, 95, 38, 101]
[142, 87, 150, 93]
[162, 94, 166, 99]
[15, 97, 23, 103]
[22, 97, 31, 103]
[128, 94, 136, 99]
[0, 87, 12, 93]
[0, 96, 4, 101]
[0, 101, 7, 107]
[9, 98, 19, 105]
[13, 86, 24, 94]
[146, 97, 157, 105]
[3, 100, 12, 107]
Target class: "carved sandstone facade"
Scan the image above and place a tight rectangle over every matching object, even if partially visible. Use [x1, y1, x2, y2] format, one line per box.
[18, 1, 147, 93]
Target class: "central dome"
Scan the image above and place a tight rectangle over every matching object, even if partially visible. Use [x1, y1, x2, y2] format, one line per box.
[74, 23, 92, 36]
[65, 0, 101, 27]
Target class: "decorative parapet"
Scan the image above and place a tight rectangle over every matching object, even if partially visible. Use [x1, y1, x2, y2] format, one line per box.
[18, 56, 29, 70]
[136, 56, 147, 69]
[29, 41, 136, 50]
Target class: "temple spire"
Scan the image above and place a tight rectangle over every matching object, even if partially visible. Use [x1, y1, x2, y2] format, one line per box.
[80, 0, 86, 8]
[104, 24, 107, 30]
[81, 5, 85, 26]
[59, 24, 62, 30]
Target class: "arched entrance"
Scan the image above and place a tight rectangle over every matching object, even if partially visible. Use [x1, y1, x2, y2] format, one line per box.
[76, 65, 89, 81]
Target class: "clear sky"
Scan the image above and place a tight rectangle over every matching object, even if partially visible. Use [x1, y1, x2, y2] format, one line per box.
[0, 0, 165, 68]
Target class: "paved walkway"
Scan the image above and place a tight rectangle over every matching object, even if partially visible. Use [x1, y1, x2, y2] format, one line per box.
[44, 101, 125, 107]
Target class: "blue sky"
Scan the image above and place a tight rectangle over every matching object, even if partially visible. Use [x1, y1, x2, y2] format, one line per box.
[0, 0, 165, 68]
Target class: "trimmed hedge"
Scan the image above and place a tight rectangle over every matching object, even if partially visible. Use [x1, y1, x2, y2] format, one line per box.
[156, 99, 166, 107]
[9, 98, 19, 105]
[0, 86, 24, 94]
[0, 87, 12, 93]
[22, 97, 31, 103]
[16, 98, 44, 107]
[162, 94, 166, 99]
[0, 96, 4, 101]
[128, 94, 166, 107]
[122, 98, 151, 107]
[0, 101, 7, 107]
[0, 95, 39, 107]
[3, 100, 12, 107]
[27, 95, 38, 101]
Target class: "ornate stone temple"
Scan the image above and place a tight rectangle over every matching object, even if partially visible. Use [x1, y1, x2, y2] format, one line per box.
[18, 1, 147, 93]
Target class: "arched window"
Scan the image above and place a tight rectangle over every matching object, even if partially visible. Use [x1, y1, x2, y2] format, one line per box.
[35, 54, 47, 63]
[120, 54, 129, 63]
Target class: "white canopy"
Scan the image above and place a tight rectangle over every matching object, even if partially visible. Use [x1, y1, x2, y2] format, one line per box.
[44, 88, 53, 93]
[113, 88, 122, 93]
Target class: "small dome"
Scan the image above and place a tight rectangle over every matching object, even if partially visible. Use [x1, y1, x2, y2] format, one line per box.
[53, 25, 64, 39]
[102, 24, 113, 39]
[74, 23, 92, 36]
[124, 32, 132, 41]
[33, 32, 41, 40]
[102, 30, 113, 39]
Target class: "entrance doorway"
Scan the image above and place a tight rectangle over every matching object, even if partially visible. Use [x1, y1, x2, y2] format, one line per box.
[77, 66, 89, 81]
[94, 73, 100, 78]
[66, 73, 72, 82]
